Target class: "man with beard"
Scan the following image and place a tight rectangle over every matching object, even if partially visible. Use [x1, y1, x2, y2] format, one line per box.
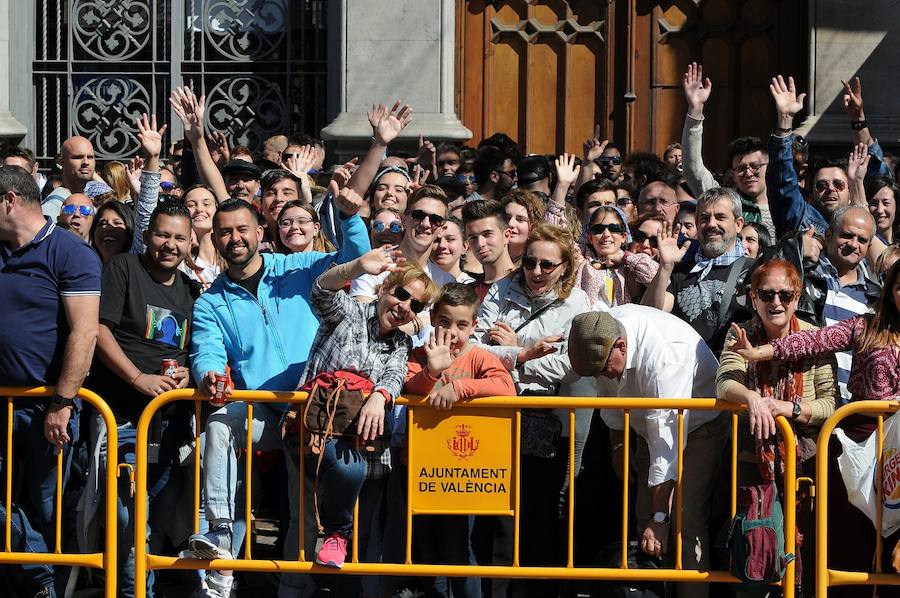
[56, 193, 94, 241]
[467, 145, 516, 202]
[643, 187, 752, 354]
[187, 181, 370, 597]
[41, 136, 97, 220]
[88, 201, 198, 597]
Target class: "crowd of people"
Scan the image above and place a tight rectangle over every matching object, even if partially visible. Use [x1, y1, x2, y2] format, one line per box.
[0, 63, 898, 598]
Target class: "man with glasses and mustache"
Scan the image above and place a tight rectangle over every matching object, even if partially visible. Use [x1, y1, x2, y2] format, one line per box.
[467, 145, 517, 202]
[680, 63, 776, 238]
[643, 187, 753, 354]
[187, 181, 370, 597]
[56, 193, 95, 241]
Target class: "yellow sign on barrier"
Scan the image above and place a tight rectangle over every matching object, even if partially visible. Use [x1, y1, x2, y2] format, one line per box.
[408, 407, 515, 513]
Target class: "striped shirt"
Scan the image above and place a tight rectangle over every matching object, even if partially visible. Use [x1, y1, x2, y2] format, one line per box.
[821, 260, 879, 405]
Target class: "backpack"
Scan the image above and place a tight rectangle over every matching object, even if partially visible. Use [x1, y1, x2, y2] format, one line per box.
[725, 482, 794, 592]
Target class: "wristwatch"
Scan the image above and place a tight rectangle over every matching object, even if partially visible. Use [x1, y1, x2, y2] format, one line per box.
[790, 402, 802, 420]
[50, 394, 75, 409]
[651, 511, 670, 524]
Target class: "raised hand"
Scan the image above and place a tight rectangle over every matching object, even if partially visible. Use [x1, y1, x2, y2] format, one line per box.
[410, 164, 429, 191]
[424, 328, 454, 377]
[416, 134, 436, 168]
[800, 226, 822, 263]
[555, 153, 581, 187]
[126, 156, 144, 195]
[683, 62, 712, 118]
[135, 113, 167, 159]
[769, 75, 806, 119]
[847, 141, 871, 182]
[657, 221, 689, 267]
[283, 145, 316, 178]
[841, 76, 865, 121]
[330, 179, 366, 216]
[169, 86, 206, 142]
[582, 124, 608, 162]
[358, 244, 405, 276]
[726, 322, 760, 362]
[372, 100, 413, 146]
[207, 131, 230, 167]
[331, 158, 358, 189]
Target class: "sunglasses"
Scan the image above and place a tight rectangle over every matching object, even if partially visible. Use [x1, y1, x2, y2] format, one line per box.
[616, 196, 633, 206]
[522, 255, 563, 273]
[631, 230, 659, 248]
[160, 181, 176, 192]
[814, 178, 847, 192]
[590, 222, 626, 235]
[372, 220, 403, 234]
[409, 209, 446, 227]
[734, 162, 767, 176]
[456, 174, 476, 184]
[392, 286, 428, 314]
[595, 156, 622, 166]
[755, 289, 797, 303]
[61, 204, 95, 217]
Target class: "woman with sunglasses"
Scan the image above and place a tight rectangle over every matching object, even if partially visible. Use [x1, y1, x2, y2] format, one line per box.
[473, 224, 590, 594]
[370, 207, 405, 248]
[578, 205, 658, 307]
[729, 260, 900, 589]
[275, 200, 334, 254]
[294, 253, 439, 570]
[628, 211, 667, 261]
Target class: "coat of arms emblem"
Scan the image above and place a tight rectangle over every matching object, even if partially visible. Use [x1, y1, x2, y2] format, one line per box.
[446, 424, 480, 460]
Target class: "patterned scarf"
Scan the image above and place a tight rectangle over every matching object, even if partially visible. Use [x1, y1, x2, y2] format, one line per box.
[746, 315, 803, 481]
[691, 240, 744, 280]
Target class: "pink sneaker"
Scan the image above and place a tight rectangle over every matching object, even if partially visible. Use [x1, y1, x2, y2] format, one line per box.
[315, 532, 349, 569]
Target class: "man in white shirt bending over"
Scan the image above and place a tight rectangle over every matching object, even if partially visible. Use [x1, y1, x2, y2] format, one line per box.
[568, 305, 726, 598]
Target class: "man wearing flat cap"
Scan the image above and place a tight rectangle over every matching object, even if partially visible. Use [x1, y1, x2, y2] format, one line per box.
[569, 305, 726, 598]
[221, 159, 262, 203]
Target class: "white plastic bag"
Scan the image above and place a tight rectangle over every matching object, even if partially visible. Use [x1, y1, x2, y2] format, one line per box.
[835, 411, 900, 538]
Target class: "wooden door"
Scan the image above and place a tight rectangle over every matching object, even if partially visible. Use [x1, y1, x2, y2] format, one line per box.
[456, 0, 610, 155]
[628, 0, 807, 171]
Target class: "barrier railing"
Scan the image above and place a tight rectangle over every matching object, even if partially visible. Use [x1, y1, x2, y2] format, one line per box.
[816, 399, 900, 596]
[0, 387, 118, 598]
[134, 390, 796, 598]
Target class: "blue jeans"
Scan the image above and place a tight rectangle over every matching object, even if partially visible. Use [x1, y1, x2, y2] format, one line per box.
[307, 438, 367, 536]
[203, 402, 284, 523]
[0, 401, 78, 596]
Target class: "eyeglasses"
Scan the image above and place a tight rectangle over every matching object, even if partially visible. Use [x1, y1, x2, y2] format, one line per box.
[456, 174, 475, 184]
[409, 209, 446, 227]
[522, 255, 563, 273]
[734, 162, 768, 176]
[589, 222, 626, 235]
[278, 216, 314, 228]
[391, 286, 428, 314]
[493, 168, 517, 179]
[372, 220, 403, 234]
[755, 289, 796, 303]
[814, 178, 847, 192]
[61, 204, 96, 217]
[160, 181, 176, 192]
[616, 196, 633, 206]
[595, 156, 622, 166]
[631, 230, 659, 248]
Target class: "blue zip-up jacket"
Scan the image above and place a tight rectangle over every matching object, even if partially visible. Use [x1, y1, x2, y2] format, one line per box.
[190, 213, 371, 393]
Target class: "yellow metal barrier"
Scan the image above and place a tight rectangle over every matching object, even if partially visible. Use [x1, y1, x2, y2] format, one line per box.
[816, 400, 900, 596]
[135, 390, 797, 597]
[0, 387, 118, 598]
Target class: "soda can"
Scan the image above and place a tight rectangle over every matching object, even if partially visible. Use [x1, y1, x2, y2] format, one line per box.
[161, 359, 178, 378]
[211, 373, 228, 407]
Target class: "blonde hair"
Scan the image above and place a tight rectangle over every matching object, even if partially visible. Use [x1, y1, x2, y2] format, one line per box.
[876, 243, 900, 275]
[521, 223, 577, 299]
[103, 161, 131, 201]
[382, 262, 441, 306]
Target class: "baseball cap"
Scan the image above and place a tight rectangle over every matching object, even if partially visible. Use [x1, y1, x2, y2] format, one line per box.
[567, 312, 622, 377]
[516, 155, 550, 186]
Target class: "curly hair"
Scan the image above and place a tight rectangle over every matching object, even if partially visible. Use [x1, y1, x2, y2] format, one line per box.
[501, 189, 545, 226]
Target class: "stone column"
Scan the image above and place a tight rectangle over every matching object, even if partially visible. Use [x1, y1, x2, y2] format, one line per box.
[0, 0, 28, 144]
[796, 0, 900, 144]
[321, 0, 472, 158]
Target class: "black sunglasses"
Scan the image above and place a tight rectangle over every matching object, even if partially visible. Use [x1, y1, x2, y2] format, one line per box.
[392, 286, 428, 314]
[632, 230, 659, 248]
[409, 209, 446, 227]
[522, 255, 563, 273]
[755, 289, 796, 303]
[595, 156, 622, 167]
[590, 222, 626, 235]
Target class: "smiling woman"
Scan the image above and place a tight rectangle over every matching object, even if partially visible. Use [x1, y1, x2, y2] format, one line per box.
[89, 200, 134, 263]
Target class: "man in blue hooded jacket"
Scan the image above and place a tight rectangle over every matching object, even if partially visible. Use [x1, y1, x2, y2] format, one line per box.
[187, 181, 370, 596]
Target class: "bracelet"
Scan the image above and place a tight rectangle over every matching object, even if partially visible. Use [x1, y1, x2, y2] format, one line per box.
[851, 119, 868, 131]
[775, 127, 792, 134]
[130, 372, 142, 386]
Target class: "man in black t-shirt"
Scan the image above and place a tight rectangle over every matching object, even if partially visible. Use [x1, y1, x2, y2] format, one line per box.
[90, 201, 199, 596]
[642, 187, 752, 354]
